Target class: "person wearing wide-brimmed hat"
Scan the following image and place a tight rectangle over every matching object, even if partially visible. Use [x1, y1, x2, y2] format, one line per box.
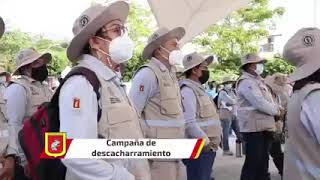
[2, 48, 53, 179]
[129, 27, 186, 180]
[236, 53, 281, 180]
[282, 28, 320, 180]
[179, 52, 221, 180]
[59, 2, 149, 180]
[264, 73, 292, 177]
[218, 76, 241, 156]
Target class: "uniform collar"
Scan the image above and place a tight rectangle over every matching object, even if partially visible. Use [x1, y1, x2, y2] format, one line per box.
[78, 54, 116, 81]
[181, 79, 205, 91]
[242, 72, 263, 80]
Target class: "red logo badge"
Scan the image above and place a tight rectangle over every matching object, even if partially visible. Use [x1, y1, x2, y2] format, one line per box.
[45, 132, 67, 158]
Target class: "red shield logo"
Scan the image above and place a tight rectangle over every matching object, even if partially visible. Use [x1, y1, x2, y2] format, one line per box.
[45, 132, 66, 158]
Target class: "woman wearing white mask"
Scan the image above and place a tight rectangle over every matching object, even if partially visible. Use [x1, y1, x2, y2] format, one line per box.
[236, 53, 282, 180]
[59, 2, 150, 180]
[129, 27, 186, 180]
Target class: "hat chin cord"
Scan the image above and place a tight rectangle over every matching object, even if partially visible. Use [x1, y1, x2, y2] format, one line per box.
[95, 48, 115, 70]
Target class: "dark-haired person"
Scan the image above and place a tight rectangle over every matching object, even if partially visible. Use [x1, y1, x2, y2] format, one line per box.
[282, 27, 320, 180]
[179, 52, 221, 180]
[236, 53, 282, 180]
[2, 48, 53, 180]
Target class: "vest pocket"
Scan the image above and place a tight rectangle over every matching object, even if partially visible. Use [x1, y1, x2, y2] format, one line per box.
[160, 98, 181, 115]
[107, 104, 134, 125]
[199, 96, 215, 118]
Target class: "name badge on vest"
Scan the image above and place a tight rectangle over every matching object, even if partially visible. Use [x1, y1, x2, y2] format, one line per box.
[110, 97, 121, 104]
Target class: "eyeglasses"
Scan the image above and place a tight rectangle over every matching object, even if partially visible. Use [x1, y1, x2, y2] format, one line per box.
[100, 25, 128, 37]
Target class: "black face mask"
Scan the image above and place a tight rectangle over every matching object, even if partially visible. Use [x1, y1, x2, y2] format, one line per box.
[31, 65, 48, 82]
[199, 70, 210, 84]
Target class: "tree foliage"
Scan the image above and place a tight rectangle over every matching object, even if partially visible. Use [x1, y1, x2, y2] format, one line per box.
[0, 30, 69, 75]
[194, 0, 286, 81]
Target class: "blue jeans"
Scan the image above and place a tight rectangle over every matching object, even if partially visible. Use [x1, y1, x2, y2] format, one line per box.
[183, 150, 216, 180]
[221, 115, 241, 151]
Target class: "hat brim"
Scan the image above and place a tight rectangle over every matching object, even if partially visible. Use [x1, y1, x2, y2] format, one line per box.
[288, 60, 320, 83]
[67, 1, 129, 62]
[182, 55, 214, 73]
[240, 59, 267, 69]
[143, 27, 185, 60]
[13, 53, 52, 75]
[0, 17, 5, 39]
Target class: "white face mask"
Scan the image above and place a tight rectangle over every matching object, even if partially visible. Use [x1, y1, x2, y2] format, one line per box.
[160, 46, 184, 66]
[97, 33, 134, 64]
[255, 64, 264, 75]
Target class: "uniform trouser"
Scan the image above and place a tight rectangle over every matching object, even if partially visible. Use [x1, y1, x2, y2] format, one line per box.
[240, 131, 273, 180]
[149, 160, 186, 180]
[182, 150, 216, 180]
[269, 140, 284, 176]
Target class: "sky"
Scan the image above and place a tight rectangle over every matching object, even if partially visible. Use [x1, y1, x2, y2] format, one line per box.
[0, 0, 320, 49]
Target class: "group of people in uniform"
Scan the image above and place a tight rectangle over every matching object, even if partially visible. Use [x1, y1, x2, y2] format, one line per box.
[0, 1, 319, 180]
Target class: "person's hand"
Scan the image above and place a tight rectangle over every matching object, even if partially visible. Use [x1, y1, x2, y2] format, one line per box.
[0, 156, 15, 180]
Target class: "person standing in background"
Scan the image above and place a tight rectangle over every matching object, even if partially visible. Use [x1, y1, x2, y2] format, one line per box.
[218, 76, 241, 156]
[236, 53, 282, 180]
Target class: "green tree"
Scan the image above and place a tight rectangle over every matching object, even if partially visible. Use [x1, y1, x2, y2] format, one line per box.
[263, 57, 295, 76]
[0, 30, 69, 75]
[194, 0, 285, 80]
[123, 2, 155, 82]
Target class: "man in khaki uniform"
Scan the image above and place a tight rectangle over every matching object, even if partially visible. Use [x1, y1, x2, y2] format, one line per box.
[179, 52, 221, 180]
[59, 2, 150, 180]
[265, 73, 292, 177]
[2, 48, 53, 179]
[236, 53, 282, 180]
[129, 27, 186, 180]
[282, 28, 320, 180]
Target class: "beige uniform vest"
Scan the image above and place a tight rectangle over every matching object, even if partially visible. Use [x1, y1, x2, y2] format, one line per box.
[139, 61, 185, 139]
[0, 83, 8, 155]
[236, 73, 276, 132]
[180, 79, 222, 140]
[11, 76, 53, 117]
[284, 83, 320, 180]
[76, 62, 149, 180]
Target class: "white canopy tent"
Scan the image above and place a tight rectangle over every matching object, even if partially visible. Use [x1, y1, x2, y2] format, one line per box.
[147, 0, 250, 44]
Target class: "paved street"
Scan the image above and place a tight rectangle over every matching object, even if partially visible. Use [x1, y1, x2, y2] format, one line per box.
[213, 137, 282, 180]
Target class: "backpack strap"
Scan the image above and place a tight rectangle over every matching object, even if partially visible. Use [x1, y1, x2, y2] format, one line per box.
[51, 67, 102, 121]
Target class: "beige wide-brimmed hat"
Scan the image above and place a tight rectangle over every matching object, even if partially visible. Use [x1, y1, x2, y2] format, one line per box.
[222, 76, 235, 84]
[240, 53, 266, 69]
[265, 73, 288, 92]
[14, 48, 52, 75]
[182, 52, 213, 73]
[143, 27, 185, 60]
[283, 27, 320, 82]
[0, 17, 5, 39]
[67, 1, 129, 61]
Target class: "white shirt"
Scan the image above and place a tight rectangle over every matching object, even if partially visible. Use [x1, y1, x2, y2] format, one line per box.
[59, 54, 133, 180]
[4, 83, 28, 162]
[180, 85, 210, 146]
[301, 90, 320, 144]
